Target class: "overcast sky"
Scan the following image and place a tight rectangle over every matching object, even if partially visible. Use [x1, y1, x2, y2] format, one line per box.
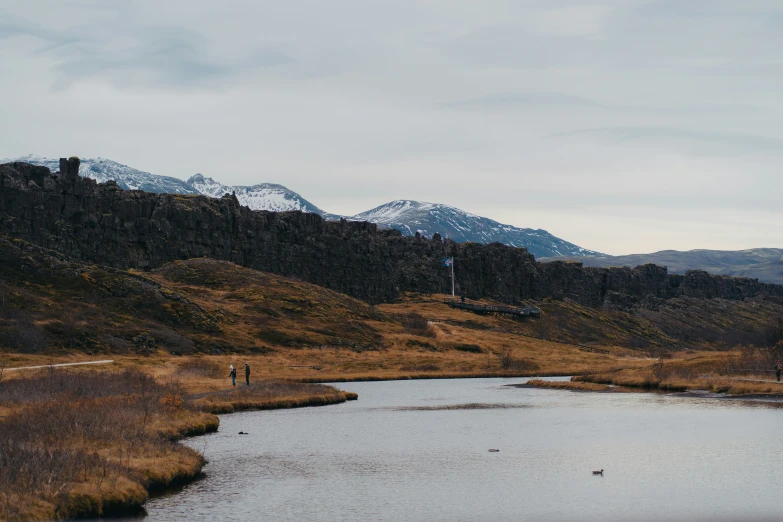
[2, 0, 783, 255]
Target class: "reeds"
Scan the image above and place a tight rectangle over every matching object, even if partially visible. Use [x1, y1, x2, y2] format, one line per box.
[0, 369, 217, 521]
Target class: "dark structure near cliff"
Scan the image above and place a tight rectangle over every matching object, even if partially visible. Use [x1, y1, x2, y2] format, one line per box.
[2, 159, 782, 306]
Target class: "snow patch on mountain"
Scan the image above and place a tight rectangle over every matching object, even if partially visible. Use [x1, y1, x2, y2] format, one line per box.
[4, 155, 198, 195]
[3, 156, 598, 257]
[186, 174, 330, 215]
[353, 200, 599, 258]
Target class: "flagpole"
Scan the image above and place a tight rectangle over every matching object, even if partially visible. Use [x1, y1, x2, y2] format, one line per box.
[451, 258, 455, 296]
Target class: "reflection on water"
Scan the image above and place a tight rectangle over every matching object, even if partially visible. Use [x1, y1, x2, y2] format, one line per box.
[145, 377, 783, 522]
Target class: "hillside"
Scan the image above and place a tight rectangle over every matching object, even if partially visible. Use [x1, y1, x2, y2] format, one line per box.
[3, 159, 783, 309]
[354, 200, 599, 258]
[543, 248, 783, 285]
[0, 236, 391, 356]
[3, 156, 592, 255]
[1, 236, 782, 365]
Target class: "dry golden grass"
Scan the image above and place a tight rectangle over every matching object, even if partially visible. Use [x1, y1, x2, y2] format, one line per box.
[192, 380, 357, 414]
[573, 351, 783, 395]
[524, 379, 612, 392]
[0, 369, 215, 520]
[0, 365, 354, 521]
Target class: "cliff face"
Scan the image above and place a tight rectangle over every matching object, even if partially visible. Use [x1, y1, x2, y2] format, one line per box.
[2, 160, 782, 306]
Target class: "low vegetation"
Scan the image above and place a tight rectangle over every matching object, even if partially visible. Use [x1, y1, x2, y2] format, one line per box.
[0, 369, 217, 520]
[575, 345, 783, 395]
[192, 380, 357, 414]
[524, 379, 612, 392]
[0, 366, 356, 521]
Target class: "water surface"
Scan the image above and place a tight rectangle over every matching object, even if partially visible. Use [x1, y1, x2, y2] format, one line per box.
[146, 377, 783, 521]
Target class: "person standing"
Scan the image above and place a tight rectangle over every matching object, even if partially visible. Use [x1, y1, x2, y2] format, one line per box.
[776, 361, 782, 382]
[245, 363, 251, 386]
[229, 365, 237, 386]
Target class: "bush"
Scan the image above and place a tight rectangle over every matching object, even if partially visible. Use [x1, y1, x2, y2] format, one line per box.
[399, 364, 441, 372]
[453, 343, 483, 353]
[0, 369, 198, 519]
[398, 313, 436, 338]
[764, 318, 783, 348]
[103, 335, 133, 351]
[9, 313, 47, 353]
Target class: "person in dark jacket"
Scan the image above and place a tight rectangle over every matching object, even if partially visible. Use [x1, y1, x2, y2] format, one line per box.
[776, 361, 782, 382]
[245, 363, 251, 386]
[229, 365, 237, 386]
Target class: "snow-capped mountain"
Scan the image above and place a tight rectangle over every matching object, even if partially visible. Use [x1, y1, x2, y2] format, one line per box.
[4, 155, 198, 194]
[186, 174, 333, 216]
[353, 200, 599, 258]
[4, 155, 598, 257]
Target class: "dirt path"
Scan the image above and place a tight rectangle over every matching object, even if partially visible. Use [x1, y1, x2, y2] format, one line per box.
[3, 359, 114, 372]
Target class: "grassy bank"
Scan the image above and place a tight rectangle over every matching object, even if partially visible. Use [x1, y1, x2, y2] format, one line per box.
[523, 379, 613, 392]
[0, 367, 356, 520]
[0, 369, 216, 520]
[574, 351, 783, 395]
[192, 380, 358, 414]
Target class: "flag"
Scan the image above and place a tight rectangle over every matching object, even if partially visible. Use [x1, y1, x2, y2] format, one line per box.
[442, 257, 453, 267]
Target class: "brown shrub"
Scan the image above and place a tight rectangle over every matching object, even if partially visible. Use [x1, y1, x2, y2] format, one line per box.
[453, 343, 483, 353]
[0, 369, 206, 520]
[397, 313, 436, 338]
[399, 364, 441, 372]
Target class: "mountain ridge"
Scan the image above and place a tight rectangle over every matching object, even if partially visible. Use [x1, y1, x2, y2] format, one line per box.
[542, 248, 783, 285]
[4, 158, 782, 309]
[1, 155, 595, 257]
[354, 200, 598, 258]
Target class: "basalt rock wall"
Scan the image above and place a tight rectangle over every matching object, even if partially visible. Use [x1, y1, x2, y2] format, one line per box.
[2, 160, 782, 306]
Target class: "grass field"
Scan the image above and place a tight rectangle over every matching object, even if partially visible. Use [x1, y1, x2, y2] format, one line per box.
[0, 366, 355, 521]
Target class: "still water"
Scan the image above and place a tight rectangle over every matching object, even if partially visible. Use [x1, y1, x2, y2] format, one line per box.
[146, 377, 783, 521]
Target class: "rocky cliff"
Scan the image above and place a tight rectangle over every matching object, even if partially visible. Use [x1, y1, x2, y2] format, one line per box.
[2, 159, 782, 306]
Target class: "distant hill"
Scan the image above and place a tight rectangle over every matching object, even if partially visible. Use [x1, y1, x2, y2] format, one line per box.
[354, 200, 599, 258]
[5, 155, 595, 257]
[541, 249, 783, 285]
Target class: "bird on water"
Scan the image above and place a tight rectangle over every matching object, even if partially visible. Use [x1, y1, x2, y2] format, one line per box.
[592, 469, 604, 475]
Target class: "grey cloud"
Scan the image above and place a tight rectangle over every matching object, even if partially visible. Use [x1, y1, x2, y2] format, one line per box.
[552, 126, 783, 156]
[0, 12, 294, 89]
[444, 92, 610, 109]
[3, 0, 783, 254]
[443, 93, 764, 115]
[54, 35, 231, 88]
[440, 1, 783, 78]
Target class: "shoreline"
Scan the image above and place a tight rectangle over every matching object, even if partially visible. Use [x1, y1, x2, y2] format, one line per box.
[125, 390, 358, 518]
[511, 377, 783, 404]
[298, 370, 571, 383]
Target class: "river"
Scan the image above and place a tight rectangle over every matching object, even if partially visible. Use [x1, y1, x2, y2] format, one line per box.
[145, 377, 783, 521]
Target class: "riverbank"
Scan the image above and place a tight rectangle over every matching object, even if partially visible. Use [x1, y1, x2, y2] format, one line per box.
[573, 364, 783, 395]
[517, 379, 615, 392]
[0, 368, 355, 520]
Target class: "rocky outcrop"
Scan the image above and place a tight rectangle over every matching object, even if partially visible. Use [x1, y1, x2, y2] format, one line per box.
[2, 160, 782, 306]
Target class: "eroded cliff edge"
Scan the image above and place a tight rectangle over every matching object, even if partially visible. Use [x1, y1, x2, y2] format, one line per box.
[2, 159, 781, 307]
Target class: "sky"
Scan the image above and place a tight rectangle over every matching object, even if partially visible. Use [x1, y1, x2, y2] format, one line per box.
[2, 0, 783, 255]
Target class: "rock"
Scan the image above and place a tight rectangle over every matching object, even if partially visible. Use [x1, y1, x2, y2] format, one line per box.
[2, 160, 783, 307]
